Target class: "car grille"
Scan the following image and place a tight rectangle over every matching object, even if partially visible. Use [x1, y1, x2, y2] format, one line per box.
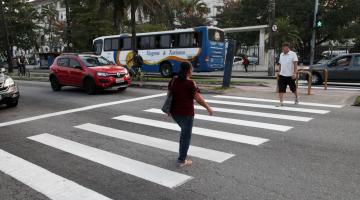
[108, 73, 125, 78]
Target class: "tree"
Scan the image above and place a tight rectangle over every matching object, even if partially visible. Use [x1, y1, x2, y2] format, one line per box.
[217, 0, 360, 53]
[275, 17, 302, 51]
[217, 0, 268, 47]
[0, 0, 38, 72]
[67, 0, 114, 52]
[175, 0, 210, 28]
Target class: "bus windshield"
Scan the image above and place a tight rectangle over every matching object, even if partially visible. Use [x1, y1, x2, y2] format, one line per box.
[80, 55, 112, 67]
[208, 29, 225, 42]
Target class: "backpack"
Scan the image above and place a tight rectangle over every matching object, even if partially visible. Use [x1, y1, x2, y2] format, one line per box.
[134, 54, 144, 66]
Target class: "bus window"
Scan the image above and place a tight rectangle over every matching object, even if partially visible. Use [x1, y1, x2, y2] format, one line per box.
[179, 33, 193, 47]
[93, 39, 103, 55]
[193, 32, 201, 47]
[160, 35, 171, 48]
[104, 39, 112, 51]
[122, 38, 132, 50]
[149, 36, 156, 49]
[112, 38, 119, 50]
[139, 36, 150, 49]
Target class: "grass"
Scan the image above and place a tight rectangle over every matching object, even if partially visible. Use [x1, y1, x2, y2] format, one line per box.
[354, 96, 360, 106]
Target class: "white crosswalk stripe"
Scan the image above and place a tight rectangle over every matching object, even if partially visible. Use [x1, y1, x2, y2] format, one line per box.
[205, 99, 330, 114]
[0, 149, 112, 200]
[113, 115, 269, 146]
[145, 109, 293, 132]
[213, 95, 344, 108]
[28, 133, 192, 189]
[75, 123, 234, 163]
[194, 105, 313, 122]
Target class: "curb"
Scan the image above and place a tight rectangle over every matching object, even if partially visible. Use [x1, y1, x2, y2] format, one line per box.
[130, 82, 225, 94]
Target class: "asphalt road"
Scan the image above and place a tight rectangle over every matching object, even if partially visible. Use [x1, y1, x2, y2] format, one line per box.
[0, 81, 360, 200]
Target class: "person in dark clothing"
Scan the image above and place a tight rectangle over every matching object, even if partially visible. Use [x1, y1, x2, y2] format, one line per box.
[242, 55, 249, 72]
[130, 50, 143, 80]
[168, 62, 213, 167]
[17, 55, 27, 76]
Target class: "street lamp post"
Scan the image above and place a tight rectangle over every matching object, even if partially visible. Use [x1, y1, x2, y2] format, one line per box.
[309, 0, 319, 66]
[0, 1, 13, 73]
[131, 0, 137, 52]
[267, 0, 276, 76]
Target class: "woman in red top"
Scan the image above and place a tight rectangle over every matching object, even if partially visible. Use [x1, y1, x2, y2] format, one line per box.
[169, 62, 213, 167]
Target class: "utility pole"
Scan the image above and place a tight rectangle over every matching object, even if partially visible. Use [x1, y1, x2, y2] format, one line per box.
[0, 1, 13, 73]
[309, 0, 319, 66]
[131, 0, 137, 52]
[64, 0, 72, 52]
[267, 0, 276, 76]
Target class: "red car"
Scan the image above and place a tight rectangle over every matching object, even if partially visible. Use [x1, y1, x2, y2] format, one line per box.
[49, 54, 131, 94]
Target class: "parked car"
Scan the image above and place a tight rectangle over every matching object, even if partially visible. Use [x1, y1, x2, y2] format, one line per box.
[49, 54, 131, 94]
[0, 68, 20, 107]
[233, 56, 243, 65]
[317, 50, 349, 65]
[309, 53, 360, 84]
[248, 56, 259, 65]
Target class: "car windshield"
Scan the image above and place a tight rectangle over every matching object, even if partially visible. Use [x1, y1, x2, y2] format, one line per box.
[80, 56, 111, 67]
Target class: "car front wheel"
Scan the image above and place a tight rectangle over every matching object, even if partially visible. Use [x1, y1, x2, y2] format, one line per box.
[84, 78, 96, 95]
[6, 99, 18, 107]
[50, 76, 62, 91]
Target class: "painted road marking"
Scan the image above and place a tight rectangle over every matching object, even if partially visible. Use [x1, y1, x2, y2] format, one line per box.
[0, 149, 112, 200]
[145, 109, 293, 132]
[194, 105, 313, 122]
[205, 99, 330, 114]
[0, 93, 167, 128]
[213, 95, 344, 108]
[28, 133, 192, 189]
[113, 116, 269, 146]
[75, 123, 234, 163]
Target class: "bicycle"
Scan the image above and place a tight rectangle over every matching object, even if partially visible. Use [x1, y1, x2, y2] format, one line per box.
[131, 66, 144, 81]
[17, 65, 30, 78]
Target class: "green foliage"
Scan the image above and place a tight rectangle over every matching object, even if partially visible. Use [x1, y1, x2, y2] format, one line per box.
[175, 0, 210, 28]
[0, 0, 38, 52]
[275, 17, 302, 50]
[217, 0, 360, 49]
[68, 0, 115, 52]
[135, 24, 168, 33]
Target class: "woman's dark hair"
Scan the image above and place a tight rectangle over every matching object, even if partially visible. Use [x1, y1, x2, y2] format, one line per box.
[178, 62, 192, 81]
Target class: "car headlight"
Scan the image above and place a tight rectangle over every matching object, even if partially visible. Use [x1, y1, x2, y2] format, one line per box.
[3, 78, 15, 87]
[97, 72, 108, 77]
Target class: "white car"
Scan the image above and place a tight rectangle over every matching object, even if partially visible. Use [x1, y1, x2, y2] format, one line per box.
[233, 56, 243, 65]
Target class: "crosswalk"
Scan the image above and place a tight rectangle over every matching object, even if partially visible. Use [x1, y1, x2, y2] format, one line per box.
[0, 94, 343, 199]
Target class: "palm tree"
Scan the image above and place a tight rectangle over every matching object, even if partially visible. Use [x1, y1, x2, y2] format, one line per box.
[275, 17, 303, 49]
[176, 0, 209, 28]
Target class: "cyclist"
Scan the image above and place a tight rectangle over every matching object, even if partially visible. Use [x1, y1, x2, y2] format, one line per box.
[131, 50, 144, 80]
[17, 55, 28, 76]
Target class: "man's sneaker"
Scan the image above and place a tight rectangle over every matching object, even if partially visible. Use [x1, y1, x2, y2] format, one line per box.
[295, 98, 299, 105]
[276, 103, 284, 107]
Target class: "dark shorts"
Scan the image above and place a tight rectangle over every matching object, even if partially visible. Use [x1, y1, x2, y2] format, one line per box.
[278, 75, 296, 93]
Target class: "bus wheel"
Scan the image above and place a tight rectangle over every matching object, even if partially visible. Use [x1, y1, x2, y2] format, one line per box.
[160, 63, 173, 77]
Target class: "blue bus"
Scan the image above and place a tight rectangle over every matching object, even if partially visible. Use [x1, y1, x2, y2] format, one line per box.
[93, 26, 225, 77]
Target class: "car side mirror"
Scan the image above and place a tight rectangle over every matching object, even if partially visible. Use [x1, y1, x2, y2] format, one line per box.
[74, 65, 82, 70]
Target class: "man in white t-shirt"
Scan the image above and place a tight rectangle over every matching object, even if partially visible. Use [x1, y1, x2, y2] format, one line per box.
[278, 42, 299, 106]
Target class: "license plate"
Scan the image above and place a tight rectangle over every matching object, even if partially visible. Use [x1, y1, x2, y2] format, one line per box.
[116, 78, 124, 83]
